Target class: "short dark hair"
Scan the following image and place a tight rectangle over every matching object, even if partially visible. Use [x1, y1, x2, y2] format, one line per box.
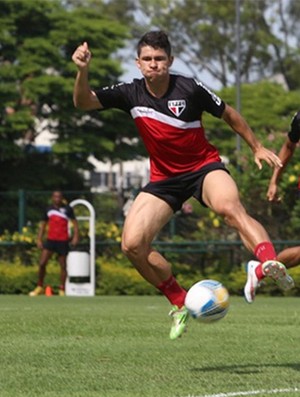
[137, 30, 172, 57]
[52, 190, 63, 196]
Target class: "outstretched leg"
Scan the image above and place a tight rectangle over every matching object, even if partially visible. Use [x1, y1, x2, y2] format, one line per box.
[277, 246, 300, 269]
[201, 170, 294, 302]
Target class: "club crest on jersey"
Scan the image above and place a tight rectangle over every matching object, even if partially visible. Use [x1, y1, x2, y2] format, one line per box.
[168, 100, 186, 117]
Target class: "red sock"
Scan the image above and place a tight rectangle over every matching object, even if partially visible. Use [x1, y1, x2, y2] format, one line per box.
[254, 241, 277, 280]
[255, 264, 265, 280]
[157, 276, 187, 308]
[254, 241, 277, 262]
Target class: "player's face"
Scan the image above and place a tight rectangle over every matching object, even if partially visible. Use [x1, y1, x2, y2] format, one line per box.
[52, 191, 63, 206]
[136, 46, 173, 82]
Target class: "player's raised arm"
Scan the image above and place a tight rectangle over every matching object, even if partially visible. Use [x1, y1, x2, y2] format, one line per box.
[221, 104, 282, 170]
[72, 42, 103, 111]
[267, 111, 300, 201]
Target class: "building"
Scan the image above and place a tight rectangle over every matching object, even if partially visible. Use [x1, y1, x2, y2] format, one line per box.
[85, 155, 150, 193]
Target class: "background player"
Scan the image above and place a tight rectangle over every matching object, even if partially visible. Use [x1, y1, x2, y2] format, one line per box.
[72, 30, 293, 338]
[29, 190, 79, 296]
[266, 111, 300, 269]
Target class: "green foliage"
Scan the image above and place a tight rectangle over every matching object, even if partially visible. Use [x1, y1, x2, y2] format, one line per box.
[0, 0, 135, 192]
[0, 214, 122, 246]
[1, 239, 300, 296]
[136, 0, 300, 89]
[204, 82, 300, 156]
[97, 259, 156, 295]
[91, 191, 123, 223]
[0, 262, 60, 294]
[288, 200, 300, 235]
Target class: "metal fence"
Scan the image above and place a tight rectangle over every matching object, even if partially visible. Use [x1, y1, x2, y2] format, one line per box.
[0, 189, 124, 233]
[1, 190, 300, 272]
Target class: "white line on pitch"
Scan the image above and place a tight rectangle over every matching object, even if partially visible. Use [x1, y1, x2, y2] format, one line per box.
[185, 387, 300, 397]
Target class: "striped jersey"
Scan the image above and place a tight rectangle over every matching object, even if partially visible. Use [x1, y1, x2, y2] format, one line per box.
[95, 74, 225, 181]
[43, 205, 75, 241]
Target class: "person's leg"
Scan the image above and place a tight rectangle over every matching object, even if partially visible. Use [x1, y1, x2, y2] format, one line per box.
[37, 249, 52, 286]
[122, 192, 186, 303]
[29, 249, 53, 296]
[277, 246, 300, 269]
[201, 170, 294, 301]
[57, 255, 67, 293]
[122, 192, 189, 339]
[202, 170, 272, 252]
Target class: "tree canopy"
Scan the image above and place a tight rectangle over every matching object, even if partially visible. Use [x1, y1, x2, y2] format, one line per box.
[1, 0, 300, 196]
[0, 0, 138, 191]
[134, 0, 300, 90]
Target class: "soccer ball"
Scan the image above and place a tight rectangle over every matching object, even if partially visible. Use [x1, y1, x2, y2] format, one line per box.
[184, 279, 229, 323]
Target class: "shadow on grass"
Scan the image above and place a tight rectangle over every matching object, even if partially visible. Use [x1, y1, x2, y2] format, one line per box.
[191, 363, 300, 374]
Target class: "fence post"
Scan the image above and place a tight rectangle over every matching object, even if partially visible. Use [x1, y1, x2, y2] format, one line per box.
[18, 189, 26, 233]
[169, 216, 176, 237]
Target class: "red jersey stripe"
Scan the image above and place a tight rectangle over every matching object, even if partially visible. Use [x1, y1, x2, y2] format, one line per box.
[134, 116, 221, 181]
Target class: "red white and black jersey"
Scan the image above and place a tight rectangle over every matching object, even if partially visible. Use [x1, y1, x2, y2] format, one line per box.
[95, 74, 225, 182]
[43, 205, 75, 241]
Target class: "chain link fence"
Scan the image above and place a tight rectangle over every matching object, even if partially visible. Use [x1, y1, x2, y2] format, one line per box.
[0, 190, 124, 234]
[1, 190, 300, 273]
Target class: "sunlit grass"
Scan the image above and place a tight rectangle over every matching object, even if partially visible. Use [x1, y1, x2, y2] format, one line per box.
[0, 295, 299, 397]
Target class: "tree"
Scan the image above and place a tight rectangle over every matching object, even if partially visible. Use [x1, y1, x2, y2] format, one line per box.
[133, 0, 300, 90]
[0, 0, 139, 193]
[268, 0, 300, 90]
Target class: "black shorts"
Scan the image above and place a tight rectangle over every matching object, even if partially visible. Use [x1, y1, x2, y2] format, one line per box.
[43, 240, 70, 256]
[142, 162, 230, 212]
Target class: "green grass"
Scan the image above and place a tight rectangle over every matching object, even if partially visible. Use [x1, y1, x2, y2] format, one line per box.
[0, 296, 299, 397]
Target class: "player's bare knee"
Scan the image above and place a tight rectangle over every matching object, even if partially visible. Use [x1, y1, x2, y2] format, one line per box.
[221, 202, 244, 226]
[121, 237, 142, 259]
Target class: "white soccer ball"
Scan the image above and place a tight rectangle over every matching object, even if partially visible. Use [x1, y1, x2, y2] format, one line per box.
[185, 279, 229, 323]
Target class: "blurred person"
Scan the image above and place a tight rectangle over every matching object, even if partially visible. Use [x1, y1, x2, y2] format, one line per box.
[29, 191, 79, 297]
[72, 30, 294, 339]
[266, 111, 300, 269]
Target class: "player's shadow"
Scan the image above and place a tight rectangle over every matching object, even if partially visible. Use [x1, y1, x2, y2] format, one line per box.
[191, 362, 300, 375]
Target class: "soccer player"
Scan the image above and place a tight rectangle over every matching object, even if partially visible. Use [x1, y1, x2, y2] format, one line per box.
[29, 191, 79, 296]
[265, 111, 300, 269]
[72, 30, 294, 338]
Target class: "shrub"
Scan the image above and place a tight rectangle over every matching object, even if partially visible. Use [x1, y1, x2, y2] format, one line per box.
[97, 259, 156, 295]
[0, 242, 299, 296]
[0, 262, 60, 294]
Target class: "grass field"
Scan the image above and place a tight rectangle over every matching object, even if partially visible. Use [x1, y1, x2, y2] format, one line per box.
[0, 295, 299, 397]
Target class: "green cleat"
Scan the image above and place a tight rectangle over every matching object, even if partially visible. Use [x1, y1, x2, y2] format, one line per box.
[169, 305, 189, 340]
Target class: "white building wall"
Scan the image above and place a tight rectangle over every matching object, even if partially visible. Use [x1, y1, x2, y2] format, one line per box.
[87, 155, 150, 192]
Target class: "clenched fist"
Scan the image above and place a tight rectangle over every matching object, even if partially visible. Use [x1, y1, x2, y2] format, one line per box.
[72, 42, 91, 69]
